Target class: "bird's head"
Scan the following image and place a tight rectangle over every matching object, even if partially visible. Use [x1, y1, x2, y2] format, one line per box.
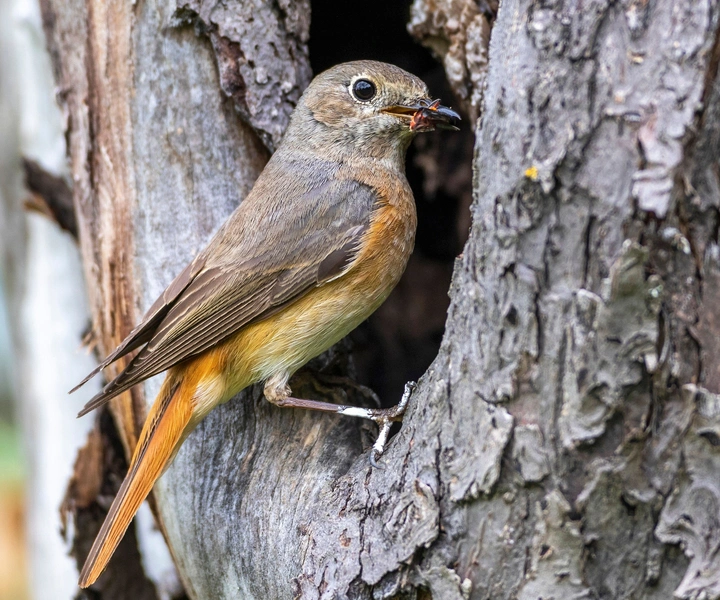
[284, 60, 460, 162]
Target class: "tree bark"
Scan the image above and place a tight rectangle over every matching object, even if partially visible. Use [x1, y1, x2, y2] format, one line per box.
[36, 0, 720, 599]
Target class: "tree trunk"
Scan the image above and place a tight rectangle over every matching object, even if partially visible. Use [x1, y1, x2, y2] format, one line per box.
[34, 0, 720, 598]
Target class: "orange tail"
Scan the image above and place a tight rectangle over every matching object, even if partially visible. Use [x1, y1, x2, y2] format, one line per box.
[79, 374, 193, 588]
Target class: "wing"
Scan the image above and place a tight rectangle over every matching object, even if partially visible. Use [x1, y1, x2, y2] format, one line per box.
[76, 176, 380, 416]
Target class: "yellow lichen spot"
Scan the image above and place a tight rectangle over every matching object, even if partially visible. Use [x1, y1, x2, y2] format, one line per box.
[525, 166, 539, 181]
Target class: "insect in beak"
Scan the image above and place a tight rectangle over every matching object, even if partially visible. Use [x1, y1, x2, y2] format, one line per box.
[383, 98, 461, 132]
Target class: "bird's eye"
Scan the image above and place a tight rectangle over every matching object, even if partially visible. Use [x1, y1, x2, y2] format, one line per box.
[351, 79, 376, 102]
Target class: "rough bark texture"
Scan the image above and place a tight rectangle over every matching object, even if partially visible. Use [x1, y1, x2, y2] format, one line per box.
[408, 0, 496, 125]
[40, 0, 720, 599]
[173, 0, 312, 151]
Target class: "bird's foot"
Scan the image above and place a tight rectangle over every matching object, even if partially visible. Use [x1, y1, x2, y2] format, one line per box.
[369, 381, 415, 468]
[264, 374, 415, 467]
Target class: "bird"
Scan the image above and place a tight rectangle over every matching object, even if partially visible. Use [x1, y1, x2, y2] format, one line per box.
[71, 60, 460, 588]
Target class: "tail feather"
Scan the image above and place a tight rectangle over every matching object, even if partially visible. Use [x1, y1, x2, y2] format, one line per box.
[78, 377, 193, 588]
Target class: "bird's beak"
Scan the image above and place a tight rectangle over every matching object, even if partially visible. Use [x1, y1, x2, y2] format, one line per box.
[383, 99, 461, 132]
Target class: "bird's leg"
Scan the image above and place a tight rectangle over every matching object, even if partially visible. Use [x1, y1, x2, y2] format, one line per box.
[263, 375, 415, 465]
[368, 381, 414, 467]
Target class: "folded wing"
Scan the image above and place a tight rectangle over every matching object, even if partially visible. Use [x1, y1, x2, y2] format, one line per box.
[74, 178, 380, 416]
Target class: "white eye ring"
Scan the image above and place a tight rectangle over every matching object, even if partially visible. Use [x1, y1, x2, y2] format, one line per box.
[350, 77, 377, 102]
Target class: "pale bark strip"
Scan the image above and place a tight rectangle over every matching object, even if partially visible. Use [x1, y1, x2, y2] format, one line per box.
[18, 215, 101, 600]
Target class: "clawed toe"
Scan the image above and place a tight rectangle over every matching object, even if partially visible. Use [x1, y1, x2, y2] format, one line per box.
[368, 381, 415, 467]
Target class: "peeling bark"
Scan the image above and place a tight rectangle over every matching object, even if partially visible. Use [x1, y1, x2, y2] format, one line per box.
[39, 0, 720, 599]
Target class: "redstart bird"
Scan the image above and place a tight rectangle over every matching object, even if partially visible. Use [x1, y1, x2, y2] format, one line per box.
[71, 60, 459, 588]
